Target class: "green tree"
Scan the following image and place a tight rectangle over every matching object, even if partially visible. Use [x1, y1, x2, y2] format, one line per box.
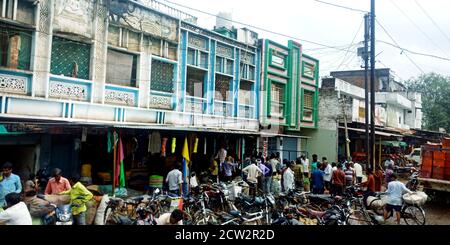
[406, 73, 450, 132]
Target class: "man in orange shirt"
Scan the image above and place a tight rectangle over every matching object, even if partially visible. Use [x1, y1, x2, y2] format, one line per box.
[361, 168, 376, 207]
[44, 168, 71, 195]
[331, 163, 346, 196]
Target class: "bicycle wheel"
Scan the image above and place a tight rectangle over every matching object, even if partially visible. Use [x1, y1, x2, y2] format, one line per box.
[402, 205, 426, 225]
[193, 210, 218, 225]
[347, 210, 373, 225]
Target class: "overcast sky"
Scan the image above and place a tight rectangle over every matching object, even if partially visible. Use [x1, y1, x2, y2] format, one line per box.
[157, 0, 450, 81]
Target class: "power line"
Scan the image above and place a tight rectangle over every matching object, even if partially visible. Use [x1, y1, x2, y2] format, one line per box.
[304, 43, 357, 51]
[414, 0, 450, 45]
[376, 19, 425, 74]
[377, 40, 450, 62]
[389, 0, 450, 56]
[312, 0, 368, 13]
[335, 20, 363, 70]
[160, 0, 360, 52]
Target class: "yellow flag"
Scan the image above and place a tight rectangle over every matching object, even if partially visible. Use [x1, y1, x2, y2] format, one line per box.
[182, 137, 190, 162]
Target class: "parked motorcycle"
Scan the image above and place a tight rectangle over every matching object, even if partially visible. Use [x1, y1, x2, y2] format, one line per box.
[406, 169, 420, 191]
[43, 204, 73, 225]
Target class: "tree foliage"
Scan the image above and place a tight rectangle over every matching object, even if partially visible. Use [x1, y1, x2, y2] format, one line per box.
[406, 73, 450, 132]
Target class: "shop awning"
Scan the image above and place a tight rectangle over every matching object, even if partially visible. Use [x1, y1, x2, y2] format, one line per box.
[259, 132, 311, 139]
[338, 126, 403, 137]
[381, 141, 408, 147]
[0, 125, 24, 135]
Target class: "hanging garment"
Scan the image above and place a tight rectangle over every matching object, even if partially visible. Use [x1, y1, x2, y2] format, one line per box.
[147, 133, 152, 153]
[116, 138, 126, 188]
[107, 132, 113, 153]
[161, 138, 168, 157]
[193, 138, 199, 153]
[148, 131, 161, 154]
[171, 138, 176, 154]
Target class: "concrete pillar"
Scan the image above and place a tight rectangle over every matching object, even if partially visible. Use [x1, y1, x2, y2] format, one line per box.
[91, 1, 108, 104]
[277, 137, 283, 161]
[140, 52, 151, 108]
[32, 0, 53, 98]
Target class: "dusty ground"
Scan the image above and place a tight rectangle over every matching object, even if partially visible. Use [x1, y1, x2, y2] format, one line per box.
[422, 202, 450, 225]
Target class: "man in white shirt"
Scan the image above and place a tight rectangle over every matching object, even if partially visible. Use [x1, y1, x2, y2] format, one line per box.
[283, 162, 295, 193]
[323, 160, 333, 192]
[156, 209, 184, 225]
[353, 162, 363, 184]
[300, 155, 309, 176]
[243, 160, 263, 196]
[384, 174, 413, 224]
[269, 154, 280, 174]
[0, 192, 32, 225]
[166, 164, 183, 197]
[216, 146, 227, 165]
[384, 157, 395, 169]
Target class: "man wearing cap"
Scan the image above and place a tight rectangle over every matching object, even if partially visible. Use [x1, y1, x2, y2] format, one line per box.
[45, 168, 71, 195]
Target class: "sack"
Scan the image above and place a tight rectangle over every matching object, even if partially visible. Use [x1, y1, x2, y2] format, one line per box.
[169, 197, 183, 211]
[85, 199, 99, 225]
[94, 195, 110, 225]
[403, 191, 428, 206]
[367, 196, 385, 209]
[44, 195, 71, 205]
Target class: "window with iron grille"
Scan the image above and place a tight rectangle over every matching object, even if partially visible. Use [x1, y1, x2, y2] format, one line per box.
[50, 36, 91, 80]
[304, 91, 314, 109]
[270, 82, 285, 118]
[240, 63, 255, 81]
[106, 49, 137, 87]
[151, 59, 174, 93]
[303, 90, 314, 120]
[0, 26, 31, 70]
[216, 56, 233, 75]
[239, 80, 254, 105]
[215, 74, 231, 101]
[186, 66, 205, 98]
[187, 48, 208, 69]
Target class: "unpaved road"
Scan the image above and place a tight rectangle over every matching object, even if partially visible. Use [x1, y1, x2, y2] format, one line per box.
[423, 202, 450, 225]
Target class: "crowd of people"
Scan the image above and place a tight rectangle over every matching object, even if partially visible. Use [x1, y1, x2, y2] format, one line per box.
[0, 162, 93, 225]
[1, 148, 413, 225]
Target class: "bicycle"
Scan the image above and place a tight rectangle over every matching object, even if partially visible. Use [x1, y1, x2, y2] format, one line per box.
[349, 192, 426, 225]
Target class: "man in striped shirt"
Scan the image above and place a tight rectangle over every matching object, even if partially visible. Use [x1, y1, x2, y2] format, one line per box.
[345, 162, 356, 186]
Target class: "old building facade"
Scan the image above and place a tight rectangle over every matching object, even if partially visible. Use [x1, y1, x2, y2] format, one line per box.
[0, 0, 319, 180]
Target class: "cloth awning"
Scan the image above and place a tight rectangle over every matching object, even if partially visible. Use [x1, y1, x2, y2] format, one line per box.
[0, 125, 24, 135]
[259, 132, 311, 139]
[381, 141, 408, 147]
[338, 126, 403, 137]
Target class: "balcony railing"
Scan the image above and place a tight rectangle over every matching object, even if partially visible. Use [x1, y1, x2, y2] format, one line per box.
[48, 75, 92, 102]
[104, 84, 139, 107]
[149, 91, 174, 110]
[185, 96, 205, 114]
[0, 69, 32, 96]
[136, 0, 197, 24]
[214, 100, 233, 117]
[239, 104, 254, 119]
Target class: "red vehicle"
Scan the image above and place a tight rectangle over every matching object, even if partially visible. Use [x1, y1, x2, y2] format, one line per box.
[419, 139, 450, 193]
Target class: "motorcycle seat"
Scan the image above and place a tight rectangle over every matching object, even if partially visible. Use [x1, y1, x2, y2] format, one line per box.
[308, 209, 326, 218]
[229, 210, 242, 218]
[308, 194, 334, 203]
